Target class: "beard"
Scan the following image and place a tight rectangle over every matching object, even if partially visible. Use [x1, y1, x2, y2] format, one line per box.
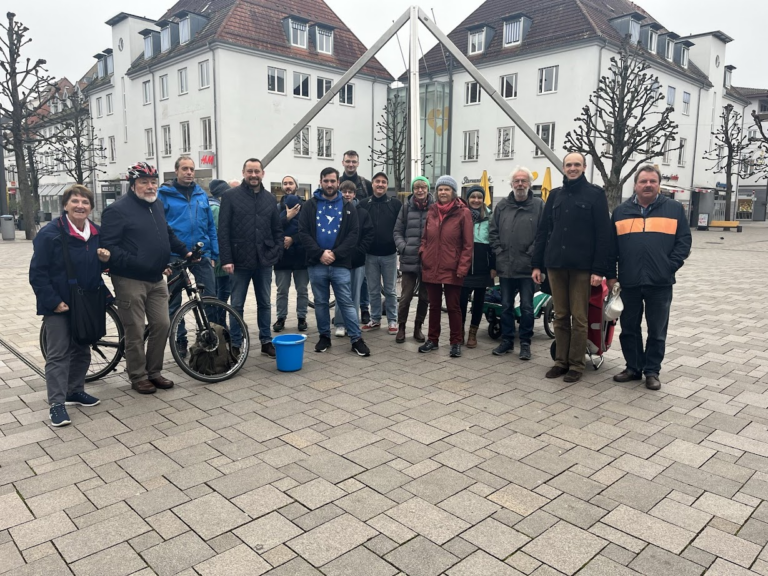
[139, 194, 158, 203]
[513, 188, 529, 201]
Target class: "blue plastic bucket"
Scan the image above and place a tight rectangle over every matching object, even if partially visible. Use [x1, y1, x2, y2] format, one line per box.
[272, 334, 307, 372]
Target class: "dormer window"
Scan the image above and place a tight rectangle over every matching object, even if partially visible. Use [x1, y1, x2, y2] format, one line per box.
[504, 19, 521, 46]
[665, 39, 674, 61]
[180, 18, 190, 44]
[161, 26, 171, 52]
[106, 54, 114, 75]
[317, 28, 333, 54]
[144, 36, 153, 59]
[724, 68, 732, 88]
[629, 20, 640, 44]
[291, 20, 308, 48]
[468, 29, 485, 55]
[648, 30, 658, 52]
[97, 59, 105, 78]
[680, 46, 689, 68]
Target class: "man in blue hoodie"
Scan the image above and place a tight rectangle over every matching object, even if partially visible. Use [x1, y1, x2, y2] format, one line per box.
[158, 157, 218, 357]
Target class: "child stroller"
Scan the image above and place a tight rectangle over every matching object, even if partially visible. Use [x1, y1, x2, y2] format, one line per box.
[549, 280, 617, 370]
[483, 285, 555, 340]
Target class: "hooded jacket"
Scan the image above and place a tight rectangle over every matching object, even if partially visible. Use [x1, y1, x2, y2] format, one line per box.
[419, 199, 474, 286]
[489, 190, 545, 279]
[298, 189, 359, 268]
[394, 193, 433, 273]
[158, 180, 218, 261]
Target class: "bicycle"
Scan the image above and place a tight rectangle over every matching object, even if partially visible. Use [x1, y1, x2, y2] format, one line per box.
[40, 243, 250, 384]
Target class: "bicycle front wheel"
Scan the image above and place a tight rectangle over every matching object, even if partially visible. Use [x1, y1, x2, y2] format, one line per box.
[169, 297, 249, 383]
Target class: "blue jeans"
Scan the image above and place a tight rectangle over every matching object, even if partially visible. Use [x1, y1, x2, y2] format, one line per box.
[274, 269, 309, 319]
[169, 257, 216, 344]
[230, 266, 273, 346]
[335, 266, 365, 327]
[500, 277, 535, 345]
[211, 274, 231, 326]
[308, 265, 361, 343]
[365, 254, 398, 324]
[619, 285, 673, 377]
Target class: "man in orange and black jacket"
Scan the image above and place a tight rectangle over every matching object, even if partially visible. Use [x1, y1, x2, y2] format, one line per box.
[607, 164, 692, 391]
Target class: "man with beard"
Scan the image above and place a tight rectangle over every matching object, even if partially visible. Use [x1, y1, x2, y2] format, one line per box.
[219, 158, 284, 359]
[489, 167, 544, 360]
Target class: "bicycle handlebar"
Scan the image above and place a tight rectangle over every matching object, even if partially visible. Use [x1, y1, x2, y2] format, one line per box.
[168, 242, 205, 270]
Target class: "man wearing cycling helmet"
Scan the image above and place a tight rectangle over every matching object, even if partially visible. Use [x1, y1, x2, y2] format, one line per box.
[101, 162, 191, 395]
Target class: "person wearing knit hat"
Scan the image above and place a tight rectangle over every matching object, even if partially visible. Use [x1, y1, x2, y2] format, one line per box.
[209, 179, 230, 199]
[418, 175, 474, 358]
[208, 180, 233, 324]
[393, 175, 433, 343]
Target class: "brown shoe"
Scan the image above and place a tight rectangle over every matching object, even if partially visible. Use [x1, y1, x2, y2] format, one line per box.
[132, 379, 157, 394]
[149, 376, 174, 389]
[396, 323, 406, 344]
[466, 325, 479, 349]
[613, 369, 642, 383]
[545, 366, 569, 379]
[413, 321, 426, 343]
[645, 375, 661, 390]
[564, 370, 582, 383]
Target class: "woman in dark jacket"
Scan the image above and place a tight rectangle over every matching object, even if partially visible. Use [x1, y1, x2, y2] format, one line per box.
[418, 175, 473, 358]
[273, 186, 309, 332]
[459, 186, 496, 348]
[29, 185, 110, 427]
[393, 176, 433, 343]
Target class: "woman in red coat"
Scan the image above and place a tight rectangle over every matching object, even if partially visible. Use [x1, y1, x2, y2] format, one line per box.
[418, 175, 474, 357]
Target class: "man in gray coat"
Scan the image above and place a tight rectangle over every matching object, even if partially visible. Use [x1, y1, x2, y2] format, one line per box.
[489, 167, 544, 360]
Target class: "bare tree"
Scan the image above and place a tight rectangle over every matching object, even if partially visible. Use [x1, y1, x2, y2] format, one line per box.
[564, 41, 680, 209]
[750, 110, 768, 174]
[703, 104, 754, 221]
[0, 12, 58, 239]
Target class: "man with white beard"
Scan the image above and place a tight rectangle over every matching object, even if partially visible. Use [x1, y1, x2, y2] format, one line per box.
[488, 167, 545, 360]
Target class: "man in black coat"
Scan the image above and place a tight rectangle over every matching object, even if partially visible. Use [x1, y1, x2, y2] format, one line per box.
[218, 158, 284, 358]
[532, 152, 612, 383]
[607, 165, 691, 390]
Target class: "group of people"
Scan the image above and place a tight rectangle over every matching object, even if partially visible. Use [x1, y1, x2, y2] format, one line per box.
[29, 147, 691, 427]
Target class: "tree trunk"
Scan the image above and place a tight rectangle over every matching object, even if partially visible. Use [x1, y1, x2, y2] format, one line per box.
[13, 135, 36, 239]
[725, 170, 733, 221]
[604, 178, 623, 212]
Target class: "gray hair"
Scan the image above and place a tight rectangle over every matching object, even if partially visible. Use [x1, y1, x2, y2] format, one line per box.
[510, 166, 534, 186]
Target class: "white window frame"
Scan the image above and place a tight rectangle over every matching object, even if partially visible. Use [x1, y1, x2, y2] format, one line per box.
[201, 117, 213, 150]
[496, 127, 514, 159]
[180, 121, 191, 153]
[724, 69, 732, 88]
[468, 29, 485, 55]
[160, 75, 169, 100]
[749, 129, 758, 141]
[294, 126, 310, 157]
[662, 140, 671, 165]
[108, 136, 116, 163]
[339, 83, 354, 106]
[678, 138, 687, 167]
[465, 81, 481, 105]
[178, 68, 188, 95]
[667, 86, 676, 106]
[317, 127, 333, 159]
[161, 27, 171, 52]
[761, 102, 768, 113]
[144, 36, 153, 59]
[538, 66, 559, 95]
[96, 97, 103, 118]
[180, 17, 190, 44]
[106, 54, 114, 75]
[293, 72, 310, 99]
[268, 67, 286, 94]
[681, 46, 689, 68]
[316, 28, 333, 54]
[648, 30, 658, 53]
[198, 60, 210, 89]
[503, 19, 521, 46]
[500, 73, 518, 99]
[665, 39, 674, 61]
[682, 91, 691, 115]
[535, 122, 555, 157]
[106, 93, 113, 115]
[97, 59, 105, 78]
[161, 125, 172, 156]
[317, 77, 332, 100]
[145, 128, 154, 158]
[98, 138, 106, 160]
[290, 20, 308, 48]
[463, 130, 479, 161]
[142, 80, 152, 105]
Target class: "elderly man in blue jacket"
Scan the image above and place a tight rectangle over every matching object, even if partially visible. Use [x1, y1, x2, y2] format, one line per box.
[158, 156, 219, 357]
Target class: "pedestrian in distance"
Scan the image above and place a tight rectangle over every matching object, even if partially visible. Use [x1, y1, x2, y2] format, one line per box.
[393, 176, 433, 343]
[489, 167, 544, 360]
[418, 175, 474, 358]
[30, 185, 110, 426]
[532, 152, 612, 383]
[607, 165, 692, 390]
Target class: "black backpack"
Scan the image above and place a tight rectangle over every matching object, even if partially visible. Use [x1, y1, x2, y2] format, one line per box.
[188, 323, 236, 375]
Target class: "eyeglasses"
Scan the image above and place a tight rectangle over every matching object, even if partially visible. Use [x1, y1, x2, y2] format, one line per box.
[413, 185, 428, 190]
[513, 179, 529, 184]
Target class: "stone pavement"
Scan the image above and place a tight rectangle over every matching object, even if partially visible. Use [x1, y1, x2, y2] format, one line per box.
[1, 223, 768, 575]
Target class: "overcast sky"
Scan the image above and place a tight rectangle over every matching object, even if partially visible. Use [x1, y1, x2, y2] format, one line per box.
[12, 0, 768, 89]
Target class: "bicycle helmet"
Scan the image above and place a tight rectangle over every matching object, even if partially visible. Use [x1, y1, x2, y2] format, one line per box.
[127, 162, 158, 182]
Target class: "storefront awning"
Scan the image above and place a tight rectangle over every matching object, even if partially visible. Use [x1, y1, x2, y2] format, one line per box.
[39, 183, 73, 197]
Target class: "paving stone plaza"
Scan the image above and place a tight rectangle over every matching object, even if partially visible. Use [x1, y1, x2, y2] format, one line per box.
[2, 223, 768, 575]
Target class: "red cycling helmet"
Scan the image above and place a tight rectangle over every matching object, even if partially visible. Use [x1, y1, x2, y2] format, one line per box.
[126, 162, 158, 181]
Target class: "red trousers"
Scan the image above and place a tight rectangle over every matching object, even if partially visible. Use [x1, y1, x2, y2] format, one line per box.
[424, 283, 463, 345]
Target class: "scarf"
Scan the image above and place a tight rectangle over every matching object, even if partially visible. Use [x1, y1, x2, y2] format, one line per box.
[413, 195, 429, 211]
[437, 199, 456, 222]
[470, 207, 481, 223]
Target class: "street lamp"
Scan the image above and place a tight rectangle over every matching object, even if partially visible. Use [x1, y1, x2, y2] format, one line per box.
[0, 115, 11, 215]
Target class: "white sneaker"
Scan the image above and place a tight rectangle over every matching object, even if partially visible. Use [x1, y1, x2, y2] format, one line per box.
[335, 326, 346, 337]
[388, 322, 398, 335]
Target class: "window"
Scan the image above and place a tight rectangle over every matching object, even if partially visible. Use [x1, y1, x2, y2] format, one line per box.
[201, 117, 212, 150]
[161, 27, 171, 52]
[535, 123, 555, 157]
[180, 121, 190, 153]
[496, 127, 514, 159]
[629, 20, 641, 44]
[268, 67, 286, 94]
[317, 127, 332, 159]
[648, 30, 658, 53]
[162, 125, 172, 156]
[604, 123, 614, 155]
[291, 20, 308, 48]
[144, 35, 153, 59]
[724, 69, 732, 88]
[504, 19, 521, 46]
[465, 81, 481, 104]
[294, 72, 310, 98]
[761, 102, 768, 113]
[749, 129, 758, 141]
[500, 74, 517, 99]
[716, 146, 724, 171]
[160, 75, 169, 100]
[142, 80, 152, 105]
[682, 91, 691, 115]
[98, 138, 106, 160]
[106, 54, 114, 75]
[294, 126, 310, 157]
[178, 68, 188, 95]
[97, 59, 105, 78]
[667, 86, 676, 106]
[180, 18, 190, 44]
[145, 128, 154, 158]
[339, 83, 354, 106]
[662, 139, 671, 164]
[96, 97, 103, 118]
[106, 93, 113, 115]
[538, 66, 558, 94]
[463, 130, 479, 161]
[651, 80, 661, 104]
[665, 39, 674, 61]
[468, 29, 485, 55]
[198, 60, 210, 89]
[317, 77, 332, 99]
[678, 138, 687, 166]
[681, 46, 689, 68]
[317, 28, 333, 54]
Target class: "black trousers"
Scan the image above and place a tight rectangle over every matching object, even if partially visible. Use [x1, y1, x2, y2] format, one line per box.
[460, 287, 485, 327]
[619, 285, 673, 377]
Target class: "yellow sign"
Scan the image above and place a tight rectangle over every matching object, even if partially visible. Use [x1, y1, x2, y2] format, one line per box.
[541, 167, 553, 202]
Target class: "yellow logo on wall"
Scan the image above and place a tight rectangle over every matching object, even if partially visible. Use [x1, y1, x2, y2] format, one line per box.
[427, 108, 450, 136]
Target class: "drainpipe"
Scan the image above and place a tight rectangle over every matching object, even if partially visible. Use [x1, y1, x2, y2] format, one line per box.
[445, 54, 453, 175]
[151, 68, 160, 177]
[371, 80, 376, 180]
[689, 86, 704, 191]
[590, 40, 607, 183]
[208, 42, 219, 179]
